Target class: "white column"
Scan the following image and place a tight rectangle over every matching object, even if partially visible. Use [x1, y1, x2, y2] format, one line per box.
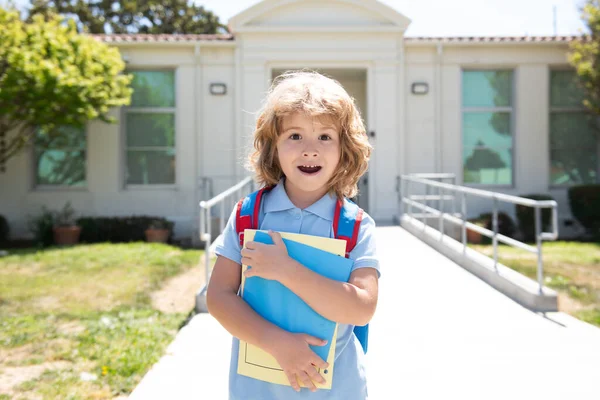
[372, 62, 399, 222]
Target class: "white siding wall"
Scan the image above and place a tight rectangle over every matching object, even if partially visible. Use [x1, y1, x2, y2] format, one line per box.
[0, 37, 586, 241]
[405, 43, 584, 237]
[0, 46, 236, 240]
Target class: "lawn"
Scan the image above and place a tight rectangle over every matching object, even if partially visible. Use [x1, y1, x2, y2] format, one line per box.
[469, 241, 600, 327]
[0, 243, 204, 400]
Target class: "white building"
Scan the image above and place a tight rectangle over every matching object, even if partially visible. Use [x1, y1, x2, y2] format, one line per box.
[0, 0, 594, 241]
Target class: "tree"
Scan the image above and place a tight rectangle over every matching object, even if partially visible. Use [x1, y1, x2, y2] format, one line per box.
[0, 7, 132, 170]
[568, 0, 600, 116]
[464, 140, 507, 183]
[26, 0, 228, 34]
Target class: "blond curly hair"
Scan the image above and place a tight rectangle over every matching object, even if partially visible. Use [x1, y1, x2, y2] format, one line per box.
[247, 70, 372, 199]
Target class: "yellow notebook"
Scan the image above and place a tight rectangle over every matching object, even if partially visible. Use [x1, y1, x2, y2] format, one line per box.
[238, 229, 348, 390]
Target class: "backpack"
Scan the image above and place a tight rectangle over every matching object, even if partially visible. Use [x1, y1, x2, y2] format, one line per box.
[235, 186, 369, 354]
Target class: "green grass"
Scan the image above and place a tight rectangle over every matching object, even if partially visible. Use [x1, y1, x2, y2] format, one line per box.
[0, 242, 203, 399]
[469, 241, 600, 326]
[0, 242, 201, 314]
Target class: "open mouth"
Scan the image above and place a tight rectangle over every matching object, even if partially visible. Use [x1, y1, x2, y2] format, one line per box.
[297, 165, 322, 174]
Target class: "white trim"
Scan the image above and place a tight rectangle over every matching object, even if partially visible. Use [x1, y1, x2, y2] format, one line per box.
[366, 63, 375, 215]
[233, 26, 405, 33]
[404, 40, 573, 47]
[107, 41, 237, 48]
[125, 184, 178, 191]
[34, 185, 88, 192]
[123, 107, 176, 113]
[228, 0, 411, 33]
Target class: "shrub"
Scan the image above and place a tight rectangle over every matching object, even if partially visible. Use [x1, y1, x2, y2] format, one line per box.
[27, 207, 55, 247]
[0, 215, 9, 245]
[54, 201, 78, 227]
[76, 216, 174, 243]
[568, 184, 600, 240]
[515, 194, 554, 243]
[479, 211, 516, 244]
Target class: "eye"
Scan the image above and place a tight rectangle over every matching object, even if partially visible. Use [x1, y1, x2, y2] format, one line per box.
[290, 133, 301, 140]
[319, 134, 332, 141]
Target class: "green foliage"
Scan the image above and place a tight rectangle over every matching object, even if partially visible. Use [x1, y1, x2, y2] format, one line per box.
[77, 216, 174, 243]
[26, 0, 228, 34]
[515, 194, 555, 243]
[148, 218, 175, 231]
[26, 206, 55, 247]
[0, 214, 9, 244]
[54, 201, 77, 227]
[0, 7, 132, 165]
[477, 211, 517, 244]
[568, 184, 600, 240]
[568, 0, 600, 117]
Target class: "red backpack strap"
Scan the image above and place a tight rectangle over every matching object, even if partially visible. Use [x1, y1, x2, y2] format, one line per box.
[235, 185, 274, 247]
[333, 198, 364, 258]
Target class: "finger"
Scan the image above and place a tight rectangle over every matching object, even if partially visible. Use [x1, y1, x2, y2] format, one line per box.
[268, 230, 285, 246]
[240, 248, 254, 258]
[297, 371, 316, 392]
[284, 370, 300, 392]
[306, 364, 326, 386]
[303, 335, 328, 347]
[241, 257, 253, 268]
[245, 241, 255, 250]
[313, 357, 329, 370]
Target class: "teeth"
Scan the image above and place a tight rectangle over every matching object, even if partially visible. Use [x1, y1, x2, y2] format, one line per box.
[300, 165, 319, 168]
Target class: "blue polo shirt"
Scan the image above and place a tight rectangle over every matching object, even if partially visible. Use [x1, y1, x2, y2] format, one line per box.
[214, 179, 380, 400]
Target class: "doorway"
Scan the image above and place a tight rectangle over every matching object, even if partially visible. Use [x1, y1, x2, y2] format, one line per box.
[271, 68, 370, 212]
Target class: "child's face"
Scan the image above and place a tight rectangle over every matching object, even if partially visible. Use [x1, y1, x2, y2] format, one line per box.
[276, 112, 340, 196]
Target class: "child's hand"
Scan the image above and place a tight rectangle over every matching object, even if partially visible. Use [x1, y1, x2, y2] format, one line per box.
[241, 230, 293, 282]
[269, 332, 330, 393]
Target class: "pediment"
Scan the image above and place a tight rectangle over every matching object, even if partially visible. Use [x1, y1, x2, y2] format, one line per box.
[229, 0, 411, 33]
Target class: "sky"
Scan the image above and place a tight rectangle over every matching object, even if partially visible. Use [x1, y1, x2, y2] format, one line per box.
[6, 0, 589, 37]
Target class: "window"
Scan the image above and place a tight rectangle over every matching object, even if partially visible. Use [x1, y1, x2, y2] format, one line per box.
[124, 70, 176, 185]
[462, 70, 513, 185]
[35, 125, 86, 187]
[549, 70, 598, 185]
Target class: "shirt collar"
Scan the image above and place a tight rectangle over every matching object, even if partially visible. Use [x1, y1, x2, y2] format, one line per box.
[263, 179, 296, 213]
[263, 178, 337, 222]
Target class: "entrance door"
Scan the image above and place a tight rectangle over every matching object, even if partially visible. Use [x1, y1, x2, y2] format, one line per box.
[271, 68, 369, 211]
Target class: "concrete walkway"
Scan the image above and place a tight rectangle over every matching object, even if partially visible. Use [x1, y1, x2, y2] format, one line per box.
[130, 226, 600, 399]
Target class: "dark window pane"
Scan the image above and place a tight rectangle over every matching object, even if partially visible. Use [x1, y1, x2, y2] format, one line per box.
[126, 113, 175, 147]
[130, 71, 175, 108]
[550, 112, 597, 150]
[463, 146, 512, 185]
[126, 150, 175, 184]
[550, 149, 597, 185]
[463, 70, 512, 108]
[36, 150, 86, 186]
[550, 70, 585, 108]
[36, 125, 86, 149]
[463, 112, 512, 148]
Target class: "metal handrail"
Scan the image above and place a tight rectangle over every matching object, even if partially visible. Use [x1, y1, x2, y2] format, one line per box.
[198, 176, 254, 293]
[399, 173, 559, 294]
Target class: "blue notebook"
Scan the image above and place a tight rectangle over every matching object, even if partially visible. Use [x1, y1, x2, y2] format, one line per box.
[242, 231, 354, 361]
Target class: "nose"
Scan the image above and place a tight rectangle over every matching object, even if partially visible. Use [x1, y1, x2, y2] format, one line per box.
[302, 149, 318, 157]
[302, 140, 318, 157]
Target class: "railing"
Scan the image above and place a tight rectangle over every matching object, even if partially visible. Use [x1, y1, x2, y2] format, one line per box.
[198, 176, 254, 297]
[399, 173, 559, 294]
